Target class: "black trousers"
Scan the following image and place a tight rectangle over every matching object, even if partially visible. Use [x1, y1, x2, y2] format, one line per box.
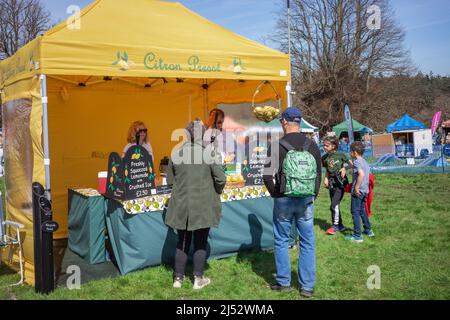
[329, 186, 345, 227]
[174, 228, 210, 278]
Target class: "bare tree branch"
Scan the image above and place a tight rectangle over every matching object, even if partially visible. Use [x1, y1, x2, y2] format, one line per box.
[0, 0, 50, 59]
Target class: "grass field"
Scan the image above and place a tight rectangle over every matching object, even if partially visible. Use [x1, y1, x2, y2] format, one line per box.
[1, 174, 450, 300]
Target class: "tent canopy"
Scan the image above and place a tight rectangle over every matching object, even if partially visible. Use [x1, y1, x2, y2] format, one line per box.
[387, 114, 426, 133]
[332, 119, 373, 138]
[0, 0, 290, 285]
[301, 118, 319, 133]
[0, 0, 290, 86]
[252, 117, 318, 133]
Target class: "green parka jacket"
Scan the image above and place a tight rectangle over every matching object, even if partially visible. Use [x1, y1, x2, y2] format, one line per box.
[165, 142, 226, 231]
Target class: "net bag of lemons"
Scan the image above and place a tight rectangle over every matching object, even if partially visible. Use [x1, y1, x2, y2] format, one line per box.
[252, 80, 282, 123]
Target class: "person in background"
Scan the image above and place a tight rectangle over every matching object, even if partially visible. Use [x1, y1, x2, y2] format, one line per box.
[263, 107, 322, 298]
[165, 119, 226, 290]
[345, 141, 375, 242]
[123, 121, 153, 157]
[206, 108, 225, 132]
[322, 135, 352, 235]
[206, 108, 236, 164]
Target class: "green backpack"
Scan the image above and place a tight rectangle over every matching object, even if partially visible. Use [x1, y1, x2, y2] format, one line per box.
[279, 139, 317, 197]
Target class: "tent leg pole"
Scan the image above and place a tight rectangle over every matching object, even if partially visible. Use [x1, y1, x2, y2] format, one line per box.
[40, 74, 52, 200]
[203, 80, 209, 120]
[286, 81, 292, 108]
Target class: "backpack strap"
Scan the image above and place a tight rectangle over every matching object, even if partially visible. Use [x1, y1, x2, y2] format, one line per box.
[302, 138, 312, 152]
[279, 139, 297, 152]
[280, 138, 312, 152]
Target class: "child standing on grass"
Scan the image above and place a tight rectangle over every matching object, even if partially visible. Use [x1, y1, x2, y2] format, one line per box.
[322, 136, 352, 235]
[345, 141, 375, 243]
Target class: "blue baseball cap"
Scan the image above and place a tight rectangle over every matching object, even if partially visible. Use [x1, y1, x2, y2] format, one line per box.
[281, 107, 303, 123]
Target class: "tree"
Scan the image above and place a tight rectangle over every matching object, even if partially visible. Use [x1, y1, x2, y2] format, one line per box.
[0, 0, 51, 59]
[272, 0, 413, 132]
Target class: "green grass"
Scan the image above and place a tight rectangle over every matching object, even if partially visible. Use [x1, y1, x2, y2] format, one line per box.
[1, 174, 450, 300]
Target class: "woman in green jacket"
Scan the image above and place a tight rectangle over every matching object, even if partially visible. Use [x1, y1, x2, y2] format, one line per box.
[165, 119, 226, 289]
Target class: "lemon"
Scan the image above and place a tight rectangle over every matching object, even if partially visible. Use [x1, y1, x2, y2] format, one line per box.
[254, 106, 264, 113]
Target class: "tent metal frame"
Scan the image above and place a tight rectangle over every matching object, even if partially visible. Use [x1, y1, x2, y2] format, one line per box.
[40, 75, 52, 198]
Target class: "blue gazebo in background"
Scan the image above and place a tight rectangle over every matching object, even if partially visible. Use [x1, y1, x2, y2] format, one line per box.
[387, 114, 426, 133]
[386, 114, 431, 158]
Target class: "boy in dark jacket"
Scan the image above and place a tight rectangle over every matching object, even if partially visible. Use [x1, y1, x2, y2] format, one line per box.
[322, 135, 352, 235]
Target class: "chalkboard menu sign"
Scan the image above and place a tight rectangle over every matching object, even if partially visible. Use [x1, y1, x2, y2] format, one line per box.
[105, 145, 156, 200]
[243, 133, 269, 186]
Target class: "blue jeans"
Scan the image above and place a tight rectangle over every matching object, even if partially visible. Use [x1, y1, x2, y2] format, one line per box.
[351, 194, 371, 237]
[273, 196, 315, 291]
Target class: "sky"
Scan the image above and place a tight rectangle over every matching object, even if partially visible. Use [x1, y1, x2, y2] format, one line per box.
[46, 0, 450, 75]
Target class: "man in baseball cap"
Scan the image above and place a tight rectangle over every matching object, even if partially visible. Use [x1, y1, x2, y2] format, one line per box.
[279, 106, 303, 123]
[264, 105, 322, 298]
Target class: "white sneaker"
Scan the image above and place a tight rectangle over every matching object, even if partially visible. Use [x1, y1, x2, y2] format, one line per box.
[193, 276, 211, 289]
[173, 276, 184, 288]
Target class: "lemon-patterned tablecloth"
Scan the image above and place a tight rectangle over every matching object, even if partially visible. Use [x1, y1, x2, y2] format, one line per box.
[73, 185, 270, 215]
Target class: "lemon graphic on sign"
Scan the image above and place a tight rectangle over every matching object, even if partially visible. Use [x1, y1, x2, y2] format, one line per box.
[112, 51, 136, 71]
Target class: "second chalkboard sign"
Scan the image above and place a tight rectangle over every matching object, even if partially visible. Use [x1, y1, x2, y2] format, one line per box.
[105, 145, 156, 200]
[243, 133, 269, 186]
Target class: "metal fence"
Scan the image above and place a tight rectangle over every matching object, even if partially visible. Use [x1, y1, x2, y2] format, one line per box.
[319, 143, 450, 174]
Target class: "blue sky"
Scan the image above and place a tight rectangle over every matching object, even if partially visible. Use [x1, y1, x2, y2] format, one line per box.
[46, 0, 450, 75]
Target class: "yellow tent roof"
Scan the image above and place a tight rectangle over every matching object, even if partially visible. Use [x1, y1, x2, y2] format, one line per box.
[1, 0, 290, 86]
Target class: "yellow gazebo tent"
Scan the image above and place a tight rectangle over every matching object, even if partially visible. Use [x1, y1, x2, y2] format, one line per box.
[0, 0, 290, 285]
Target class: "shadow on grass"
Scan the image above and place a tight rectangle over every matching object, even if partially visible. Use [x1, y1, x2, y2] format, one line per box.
[235, 214, 276, 287]
[237, 249, 275, 287]
[0, 263, 16, 276]
[314, 218, 330, 231]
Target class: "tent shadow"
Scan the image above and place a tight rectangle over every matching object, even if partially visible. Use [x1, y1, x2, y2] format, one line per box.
[53, 238, 68, 280]
[0, 263, 16, 276]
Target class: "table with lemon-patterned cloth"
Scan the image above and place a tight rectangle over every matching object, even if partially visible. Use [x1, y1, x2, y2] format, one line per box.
[69, 186, 274, 274]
